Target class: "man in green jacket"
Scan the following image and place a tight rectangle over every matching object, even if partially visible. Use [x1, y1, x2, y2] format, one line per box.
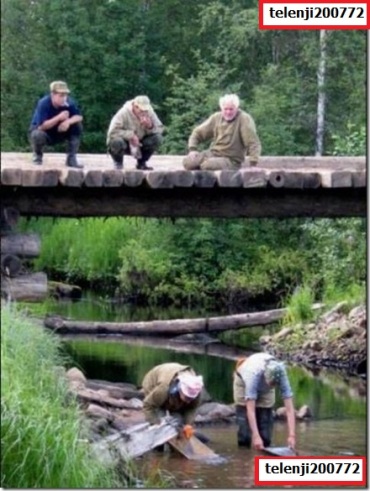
[183, 94, 261, 170]
[142, 363, 204, 432]
[107, 95, 163, 170]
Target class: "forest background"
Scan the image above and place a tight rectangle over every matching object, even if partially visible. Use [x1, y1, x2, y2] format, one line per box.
[1, 0, 366, 312]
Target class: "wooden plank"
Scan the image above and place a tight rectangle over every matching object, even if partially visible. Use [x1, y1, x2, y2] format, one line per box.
[92, 420, 179, 463]
[193, 171, 217, 188]
[102, 170, 124, 187]
[145, 171, 174, 189]
[59, 168, 84, 187]
[84, 170, 103, 187]
[1, 168, 22, 185]
[320, 170, 353, 188]
[21, 169, 44, 187]
[242, 169, 268, 188]
[123, 170, 145, 187]
[41, 169, 60, 187]
[215, 170, 243, 188]
[352, 171, 366, 188]
[168, 435, 218, 460]
[172, 170, 194, 187]
[268, 171, 285, 188]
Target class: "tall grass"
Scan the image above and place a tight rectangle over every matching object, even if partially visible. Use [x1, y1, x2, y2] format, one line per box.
[1, 304, 123, 488]
[283, 285, 316, 325]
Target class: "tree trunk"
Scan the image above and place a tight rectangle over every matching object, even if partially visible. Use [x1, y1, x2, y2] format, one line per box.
[1, 233, 41, 258]
[316, 29, 327, 156]
[1, 272, 48, 301]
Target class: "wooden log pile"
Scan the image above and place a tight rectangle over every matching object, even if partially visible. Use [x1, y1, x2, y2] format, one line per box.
[1, 206, 47, 302]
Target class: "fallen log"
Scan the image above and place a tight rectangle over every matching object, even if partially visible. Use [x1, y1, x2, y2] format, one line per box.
[44, 304, 324, 336]
[1, 272, 48, 301]
[91, 420, 178, 462]
[1, 233, 41, 258]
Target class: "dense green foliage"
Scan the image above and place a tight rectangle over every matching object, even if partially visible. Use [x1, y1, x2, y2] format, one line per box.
[2, 0, 366, 155]
[1, 305, 124, 488]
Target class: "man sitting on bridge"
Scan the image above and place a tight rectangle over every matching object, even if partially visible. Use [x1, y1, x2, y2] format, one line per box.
[142, 363, 204, 438]
[29, 81, 83, 168]
[106, 95, 164, 170]
[183, 93, 261, 170]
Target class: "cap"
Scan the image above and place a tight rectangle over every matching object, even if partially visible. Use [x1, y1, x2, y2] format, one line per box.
[178, 373, 204, 399]
[264, 360, 285, 385]
[50, 81, 70, 94]
[134, 95, 152, 111]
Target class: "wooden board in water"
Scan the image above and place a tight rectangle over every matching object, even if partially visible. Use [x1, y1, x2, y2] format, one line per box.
[263, 447, 297, 457]
[169, 435, 218, 460]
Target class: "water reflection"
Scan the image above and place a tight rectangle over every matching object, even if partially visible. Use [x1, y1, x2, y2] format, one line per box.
[139, 421, 367, 488]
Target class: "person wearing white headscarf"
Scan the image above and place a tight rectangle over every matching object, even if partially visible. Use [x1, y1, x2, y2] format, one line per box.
[233, 353, 296, 451]
[142, 363, 204, 428]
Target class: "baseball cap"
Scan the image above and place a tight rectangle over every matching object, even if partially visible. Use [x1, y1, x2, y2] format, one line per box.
[134, 95, 152, 111]
[50, 81, 70, 94]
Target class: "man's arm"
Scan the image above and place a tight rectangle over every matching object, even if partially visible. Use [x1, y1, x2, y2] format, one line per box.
[240, 114, 261, 165]
[284, 397, 296, 449]
[188, 114, 216, 151]
[246, 400, 264, 450]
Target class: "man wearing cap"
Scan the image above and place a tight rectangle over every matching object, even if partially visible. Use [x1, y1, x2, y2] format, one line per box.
[142, 363, 204, 435]
[233, 353, 296, 451]
[106, 95, 163, 170]
[29, 81, 83, 168]
[183, 93, 261, 170]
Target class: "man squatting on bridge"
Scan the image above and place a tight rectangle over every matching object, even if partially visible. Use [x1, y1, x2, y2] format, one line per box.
[142, 363, 204, 439]
[106, 95, 164, 170]
[29, 81, 83, 168]
[234, 353, 296, 450]
[183, 93, 261, 170]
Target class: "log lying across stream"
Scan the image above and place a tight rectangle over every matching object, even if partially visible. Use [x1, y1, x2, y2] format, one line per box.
[44, 303, 324, 336]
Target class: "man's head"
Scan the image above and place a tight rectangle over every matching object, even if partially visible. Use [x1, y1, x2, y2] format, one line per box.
[264, 360, 285, 387]
[178, 372, 204, 402]
[133, 95, 152, 114]
[219, 94, 240, 121]
[50, 81, 70, 107]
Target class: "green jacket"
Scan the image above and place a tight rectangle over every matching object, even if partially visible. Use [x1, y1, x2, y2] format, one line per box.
[188, 110, 261, 165]
[142, 363, 201, 425]
[106, 99, 163, 144]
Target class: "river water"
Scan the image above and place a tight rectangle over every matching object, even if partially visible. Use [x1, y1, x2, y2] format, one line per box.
[47, 295, 367, 488]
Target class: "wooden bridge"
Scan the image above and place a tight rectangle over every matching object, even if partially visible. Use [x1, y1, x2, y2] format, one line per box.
[1, 153, 366, 218]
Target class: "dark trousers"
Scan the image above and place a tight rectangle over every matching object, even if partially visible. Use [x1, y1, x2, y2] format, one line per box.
[108, 133, 162, 163]
[235, 404, 273, 448]
[29, 123, 83, 153]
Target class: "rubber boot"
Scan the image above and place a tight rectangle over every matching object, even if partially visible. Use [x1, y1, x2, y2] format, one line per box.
[136, 159, 153, 171]
[66, 137, 83, 168]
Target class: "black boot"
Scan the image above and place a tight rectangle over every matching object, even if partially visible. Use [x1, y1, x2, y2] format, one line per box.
[136, 159, 153, 171]
[32, 152, 43, 165]
[109, 151, 124, 169]
[66, 137, 83, 168]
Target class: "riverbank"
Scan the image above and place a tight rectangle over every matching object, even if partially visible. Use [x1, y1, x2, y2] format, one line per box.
[260, 302, 367, 376]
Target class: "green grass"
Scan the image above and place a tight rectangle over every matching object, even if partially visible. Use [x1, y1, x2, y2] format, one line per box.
[1, 304, 124, 488]
[283, 285, 316, 325]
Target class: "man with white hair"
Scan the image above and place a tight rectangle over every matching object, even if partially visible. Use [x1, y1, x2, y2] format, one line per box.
[107, 95, 164, 170]
[233, 353, 296, 450]
[142, 363, 204, 437]
[183, 94, 261, 170]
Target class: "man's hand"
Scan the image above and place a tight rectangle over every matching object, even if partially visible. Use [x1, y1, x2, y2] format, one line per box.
[139, 114, 153, 129]
[287, 434, 296, 450]
[188, 151, 200, 161]
[129, 134, 140, 147]
[57, 120, 70, 132]
[182, 425, 194, 439]
[58, 110, 70, 122]
[252, 433, 264, 450]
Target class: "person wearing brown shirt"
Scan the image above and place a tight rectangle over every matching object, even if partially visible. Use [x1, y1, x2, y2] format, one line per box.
[183, 94, 261, 170]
